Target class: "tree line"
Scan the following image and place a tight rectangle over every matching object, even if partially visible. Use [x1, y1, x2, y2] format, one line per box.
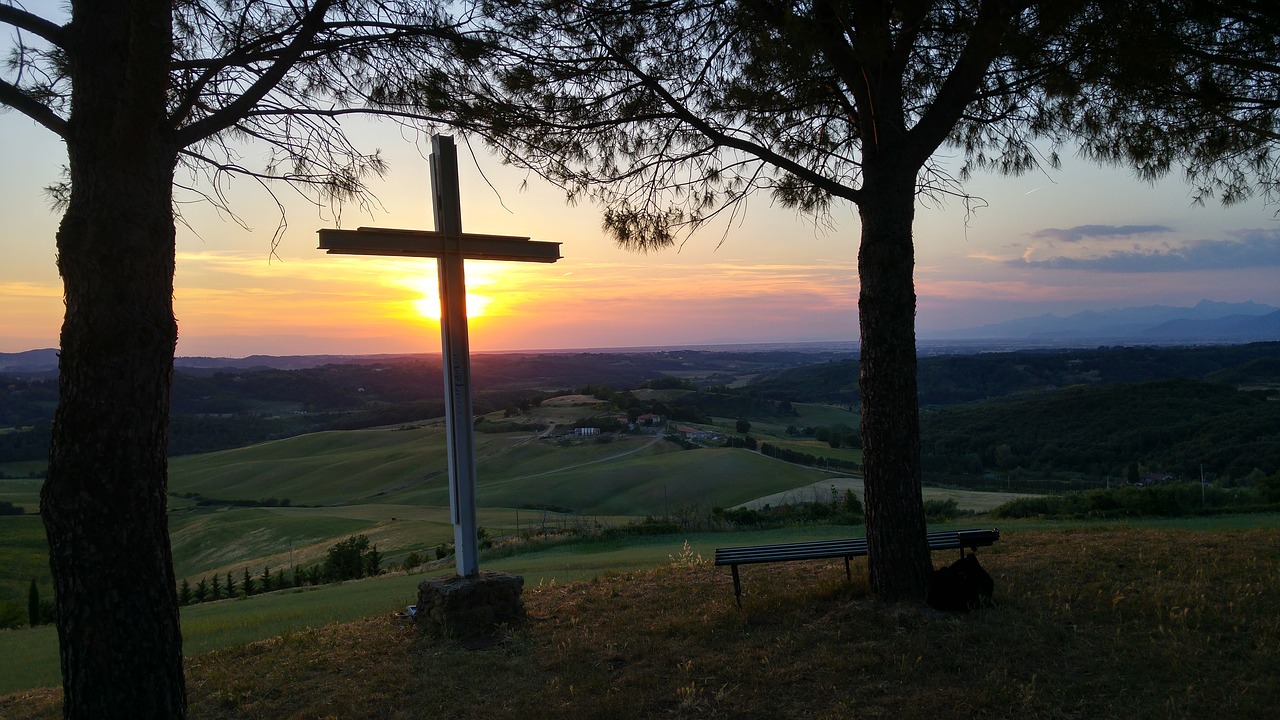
[176, 535, 382, 608]
[758, 442, 860, 473]
[992, 477, 1280, 519]
[745, 343, 1280, 408]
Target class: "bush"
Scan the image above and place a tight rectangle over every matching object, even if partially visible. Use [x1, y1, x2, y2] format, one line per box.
[403, 552, 423, 573]
[325, 535, 380, 581]
[843, 489, 863, 516]
[923, 498, 960, 520]
[0, 600, 25, 630]
[1258, 471, 1280, 503]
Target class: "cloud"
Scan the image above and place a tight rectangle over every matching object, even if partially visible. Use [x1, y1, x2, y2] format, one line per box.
[1030, 224, 1174, 243]
[1009, 229, 1280, 272]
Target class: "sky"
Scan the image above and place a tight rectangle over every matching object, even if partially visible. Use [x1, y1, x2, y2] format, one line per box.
[3, 27, 1279, 358]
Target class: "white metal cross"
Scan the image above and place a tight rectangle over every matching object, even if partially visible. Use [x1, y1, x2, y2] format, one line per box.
[318, 135, 561, 577]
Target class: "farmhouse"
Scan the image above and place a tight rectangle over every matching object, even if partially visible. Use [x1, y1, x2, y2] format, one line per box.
[673, 426, 724, 444]
[1138, 472, 1175, 486]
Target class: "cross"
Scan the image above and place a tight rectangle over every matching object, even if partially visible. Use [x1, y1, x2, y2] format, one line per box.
[318, 134, 561, 578]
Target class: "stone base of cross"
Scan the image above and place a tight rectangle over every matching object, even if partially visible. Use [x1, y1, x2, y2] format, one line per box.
[318, 135, 560, 577]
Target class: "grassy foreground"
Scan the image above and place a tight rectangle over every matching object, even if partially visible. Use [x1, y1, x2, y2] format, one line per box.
[3, 524, 1278, 719]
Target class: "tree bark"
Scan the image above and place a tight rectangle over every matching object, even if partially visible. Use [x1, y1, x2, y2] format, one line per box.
[39, 0, 187, 716]
[856, 168, 932, 604]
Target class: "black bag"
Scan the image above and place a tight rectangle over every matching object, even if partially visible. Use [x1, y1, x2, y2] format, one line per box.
[927, 553, 994, 612]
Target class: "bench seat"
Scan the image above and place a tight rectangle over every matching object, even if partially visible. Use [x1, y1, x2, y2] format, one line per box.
[714, 528, 1000, 603]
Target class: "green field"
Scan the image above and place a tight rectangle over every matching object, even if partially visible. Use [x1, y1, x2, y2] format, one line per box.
[0, 531, 699, 693]
[5, 514, 1278, 697]
[0, 515, 52, 608]
[0, 477, 42, 510]
[2, 419, 847, 606]
[0, 406, 1049, 694]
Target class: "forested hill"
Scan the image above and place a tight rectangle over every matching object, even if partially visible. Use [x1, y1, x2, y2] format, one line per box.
[0, 348, 855, 461]
[746, 342, 1280, 406]
[741, 343, 1280, 486]
[920, 378, 1280, 483]
[3, 342, 1277, 468]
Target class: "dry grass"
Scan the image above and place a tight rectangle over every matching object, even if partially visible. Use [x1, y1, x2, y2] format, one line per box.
[4, 526, 1278, 719]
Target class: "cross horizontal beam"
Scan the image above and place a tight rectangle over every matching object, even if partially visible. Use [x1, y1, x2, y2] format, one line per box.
[318, 227, 561, 263]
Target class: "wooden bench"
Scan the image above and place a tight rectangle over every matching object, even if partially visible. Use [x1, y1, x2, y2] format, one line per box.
[714, 528, 1000, 604]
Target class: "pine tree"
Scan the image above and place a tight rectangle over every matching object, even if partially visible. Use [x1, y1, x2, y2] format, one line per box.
[194, 578, 208, 604]
[436, 0, 1280, 604]
[260, 566, 272, 593]
[28, 578, 39, 628]
[0, 4, 477, 712]
[178, 579, 191, 606]
[241, 568, 255, 597]
[224, 571, 236, 599]
[210, 574, 221, 601]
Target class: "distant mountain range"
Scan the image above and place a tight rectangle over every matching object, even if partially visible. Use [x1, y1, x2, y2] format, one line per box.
[0, 350, 424, 376]
[4, 300, 1278, 375]
[931, 300, 1280, 343]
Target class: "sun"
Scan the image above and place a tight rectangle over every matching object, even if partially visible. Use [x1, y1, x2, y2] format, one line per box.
[412, 291, 492, 321]
[397, 270, 496, 322]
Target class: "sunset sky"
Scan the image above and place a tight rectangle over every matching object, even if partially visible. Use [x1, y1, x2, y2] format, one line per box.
[3, 104, 1279, 357]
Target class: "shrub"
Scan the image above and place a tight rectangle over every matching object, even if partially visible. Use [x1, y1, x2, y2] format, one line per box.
[923, 498, 960, 520]
[843, 489, 863, 516]
[0, 600, 24, 630]
[403, 552, 423, 573]
[325, 535, 374, 581]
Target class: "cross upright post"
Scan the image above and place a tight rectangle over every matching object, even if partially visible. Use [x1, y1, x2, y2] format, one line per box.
[318, 134, 561, 580]
[431, 136, 480, 577]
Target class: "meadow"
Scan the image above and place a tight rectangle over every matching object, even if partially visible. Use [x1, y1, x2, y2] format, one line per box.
[7, 392, 1275, 714]
[0, 396, 1006, 614]
[2, 517, 1277, 718]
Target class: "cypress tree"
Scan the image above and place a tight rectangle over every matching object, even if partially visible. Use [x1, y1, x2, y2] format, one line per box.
[363, 544, 382, 577]
[28, 578, 39, 627]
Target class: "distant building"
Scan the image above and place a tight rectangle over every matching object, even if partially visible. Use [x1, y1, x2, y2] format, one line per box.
[575, 427, 601, 436]
[637, 413, 663, 426]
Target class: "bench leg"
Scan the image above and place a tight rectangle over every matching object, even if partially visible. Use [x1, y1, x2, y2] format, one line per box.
[843, 555, 851, 582]
[731, 565, 743, 607]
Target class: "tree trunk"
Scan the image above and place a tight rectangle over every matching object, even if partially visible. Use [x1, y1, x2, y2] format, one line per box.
[856, 169, 932, 604]
[39, 0, 187, 716]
